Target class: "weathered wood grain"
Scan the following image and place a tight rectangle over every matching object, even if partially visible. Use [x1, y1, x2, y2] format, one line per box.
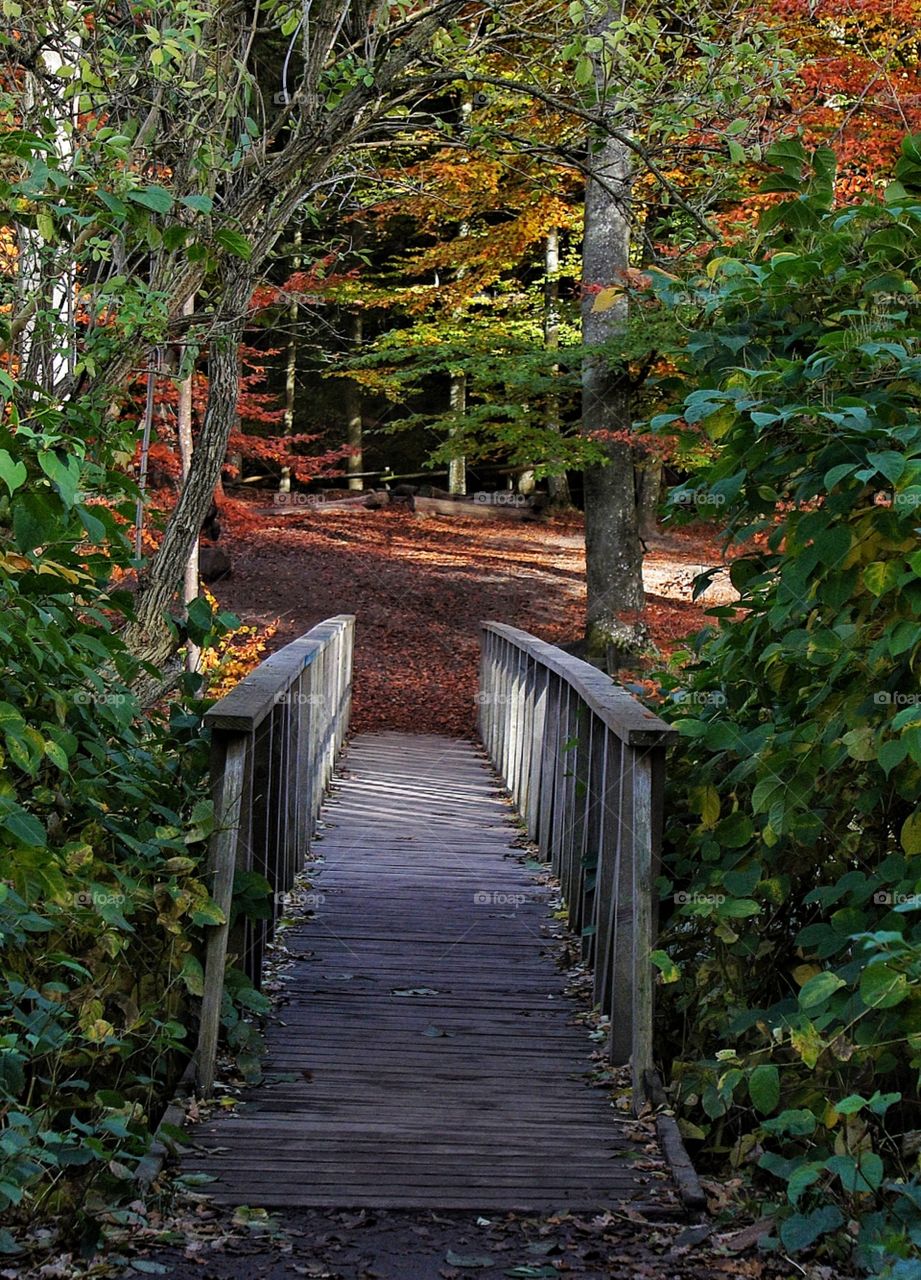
[182, 733, 679, 1213]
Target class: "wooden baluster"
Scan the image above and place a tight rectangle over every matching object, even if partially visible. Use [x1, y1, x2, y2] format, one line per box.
[609, 743, 636, 1064]
[517, 654, 535, 818]
[197, 735, 248, 1095]
[508, 646, 525, 804]
[564, 704, 592, 937]
[581, 720, 608, 965]
[550, 683, 572, 876]
[630, 749, 655, 1109]
[536, 672, 561, 860]
[593, 733, 622, 1016]
[525, 663, 549, 842]
[477, 627, 490, 749]
[495, 641, 509, 778]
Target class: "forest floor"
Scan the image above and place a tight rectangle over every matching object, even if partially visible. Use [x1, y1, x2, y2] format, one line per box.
[211, 495, 736, 735]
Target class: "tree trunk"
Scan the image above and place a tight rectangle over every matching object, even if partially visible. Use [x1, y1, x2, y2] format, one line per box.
[544, 228, 572, 509]
[581, 124, 644, 668]
[177, 295, 201, 674]
[636, 452, 662, 539]
[345, 310, 364, 491]
[125, 270, 252, 698]
[280, 228, 302, 495]
[448, 372, 467, 495]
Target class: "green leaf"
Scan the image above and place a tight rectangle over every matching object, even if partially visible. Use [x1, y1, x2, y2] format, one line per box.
[867, 450, 906, 484]
[650, 950, 681, 983]
[0, 806, 46, 847]
[863, 560, 902, 597]
[798, 971, 846, 1010]
[180, 954, 205, 997]
[128, 185, 173, 213]
[574, 55, 593, 85]
[749, 1063, 780, 1115]
[44, 739, 69, 771]
[878, 738, 907, 777]
[779, 1205, 843, 1253]
[181, 194, 214, 214]
[0, 450, 27, 495]
[900, 810, 921, 855]
[786, 1162, 823, 1204]
[762, 1105, 818, 1136]
[12, 490, 59, 552]
[823, 463, 855, 489]
[39, 451, 80, 508]
[190, 898, 226, 927]
[860, 962, 909, 1009]
[842, 727, 876, 762]
[825, 1151, 884, 1193]
[0, 1229, 22, 1256]
[214, 227, 252, 260]
[713, 812, 753, 847]
[751, 777, 785, 815]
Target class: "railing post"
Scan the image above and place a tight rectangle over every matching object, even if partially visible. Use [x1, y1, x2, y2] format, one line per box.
[198, 735, 248, 1096]
[630, 749, 655, 1112]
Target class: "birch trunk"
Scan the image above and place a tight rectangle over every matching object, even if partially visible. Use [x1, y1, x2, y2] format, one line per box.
[544, 228, 572, 509]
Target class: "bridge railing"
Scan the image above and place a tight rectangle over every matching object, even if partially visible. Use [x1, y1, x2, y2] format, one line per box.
[195, 615, 355, 1093]
[478, 622, 677, 1106]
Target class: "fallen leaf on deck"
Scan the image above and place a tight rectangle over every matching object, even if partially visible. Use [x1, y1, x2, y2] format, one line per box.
[445, 1251, 496, 1269]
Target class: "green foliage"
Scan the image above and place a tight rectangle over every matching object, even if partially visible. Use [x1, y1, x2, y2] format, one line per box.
[648, 136, 921, 1272]
[0, 371, 265, 1238]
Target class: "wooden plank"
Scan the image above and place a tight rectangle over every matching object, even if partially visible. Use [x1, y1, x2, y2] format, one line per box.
[182, 733, 675, 1212]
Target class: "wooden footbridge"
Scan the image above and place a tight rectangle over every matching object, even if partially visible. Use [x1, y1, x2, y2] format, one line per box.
[182, 617, 692, 1213]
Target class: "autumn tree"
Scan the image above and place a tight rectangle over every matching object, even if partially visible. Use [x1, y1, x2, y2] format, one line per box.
[3, 1, 546, 691]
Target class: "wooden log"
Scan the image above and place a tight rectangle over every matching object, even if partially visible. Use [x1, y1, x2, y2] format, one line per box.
[412, 495, 536, 520]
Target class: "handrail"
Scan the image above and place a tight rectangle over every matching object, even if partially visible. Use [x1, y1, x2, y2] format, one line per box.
[478, 622, 677, 1110]
[195, 615, 355, 1093]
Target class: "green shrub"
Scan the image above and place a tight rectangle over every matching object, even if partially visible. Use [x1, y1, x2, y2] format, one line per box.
[0, 372, 266, 1248]
[649, 137, 921, 1274]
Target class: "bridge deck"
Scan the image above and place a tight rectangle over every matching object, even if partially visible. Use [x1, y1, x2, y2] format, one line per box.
[183, 733, 679, 1211]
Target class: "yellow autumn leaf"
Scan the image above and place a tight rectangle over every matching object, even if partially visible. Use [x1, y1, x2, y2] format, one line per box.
[85, 1018, 115, 1042]
[791, 1019, 824, 1069]
[0, 553, 32, 572]
[792, 963, 821, 987]
[591, 285, 624, 312]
